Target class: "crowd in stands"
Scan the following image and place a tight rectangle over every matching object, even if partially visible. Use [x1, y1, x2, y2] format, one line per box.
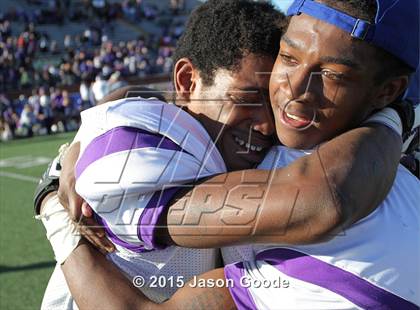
[0, 70, 137, 141]
[0, 0, 189, 141]
[0, 9, 181, 92]
[1, 87, 83, 141]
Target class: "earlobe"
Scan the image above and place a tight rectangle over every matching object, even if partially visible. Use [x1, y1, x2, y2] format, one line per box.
[374, 76, 409, 109]
[174, 58, 197, 101]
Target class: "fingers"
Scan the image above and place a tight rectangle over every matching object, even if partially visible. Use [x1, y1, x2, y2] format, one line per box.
[81, 201, 93, 218]
[67, 192, 84, 221]
[55, 142, 116, 254]
[79, 228, 109, 255]
[80, 216, 105, 238]
[75, 216, 115, 253]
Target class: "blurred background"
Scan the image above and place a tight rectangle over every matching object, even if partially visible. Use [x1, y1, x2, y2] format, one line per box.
[0, 0, 291, 308]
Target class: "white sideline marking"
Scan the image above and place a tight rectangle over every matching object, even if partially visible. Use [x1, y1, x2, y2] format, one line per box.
[0, 156, 51, 169]
[0, 171, 39, 183]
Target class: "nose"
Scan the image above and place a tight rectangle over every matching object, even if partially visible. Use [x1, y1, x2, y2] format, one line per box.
[279, 67, 319, 102]
[252, 104, 275, 136]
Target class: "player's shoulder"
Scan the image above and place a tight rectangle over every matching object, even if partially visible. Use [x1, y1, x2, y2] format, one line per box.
[105, 96, 173, 114]
[87, 97, 204, 136]
[81, 96, 171, 123]
[79, 97, 190, 137]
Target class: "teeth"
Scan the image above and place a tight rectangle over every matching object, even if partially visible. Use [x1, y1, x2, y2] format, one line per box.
[286, 112, 307, 122]
[235, 137, 245, 146]
[234, 136, 264, 152]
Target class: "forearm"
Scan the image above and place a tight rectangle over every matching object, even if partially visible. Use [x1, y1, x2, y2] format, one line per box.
[62, 240, 155, 310]
[165, 124, 401, 247]
[314, 124, 401, 224]
[165, 161, 335, 247]
[62, 241, 234, 310]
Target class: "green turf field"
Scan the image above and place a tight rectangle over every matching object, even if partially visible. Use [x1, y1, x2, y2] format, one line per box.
[0, 132, 76, 310]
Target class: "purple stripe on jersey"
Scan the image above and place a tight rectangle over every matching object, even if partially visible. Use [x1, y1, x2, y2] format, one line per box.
[256, 248, 418, 310]
[92, 187, 179, 253]
[94, 213, 152, 253]
[76, 126, 184, 179]
[224, 262, 258, 310]
[137, 187, 181, 249]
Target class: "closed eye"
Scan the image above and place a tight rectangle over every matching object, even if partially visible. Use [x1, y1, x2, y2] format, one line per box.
[279, 53, 298, 66]
[228, 94, 264, 106]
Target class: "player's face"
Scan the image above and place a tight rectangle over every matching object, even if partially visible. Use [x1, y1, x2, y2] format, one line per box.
[188, 53, 276, 171]
[270, 14, 382, 149]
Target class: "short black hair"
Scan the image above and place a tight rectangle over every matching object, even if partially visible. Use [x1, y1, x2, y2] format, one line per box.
[172, 0, 285, 85]
[319, 0, 413, 83]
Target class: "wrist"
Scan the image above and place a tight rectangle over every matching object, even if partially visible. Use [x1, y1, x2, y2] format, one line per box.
[36, 194, 81, 264]
[39, 191, 58, 214]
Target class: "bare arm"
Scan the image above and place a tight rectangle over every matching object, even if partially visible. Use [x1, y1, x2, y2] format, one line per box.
[62, 241, 235, 310]
[163, 124, 401, 247]
[60, 106, 401, 250]
[61, 124, 401, 249]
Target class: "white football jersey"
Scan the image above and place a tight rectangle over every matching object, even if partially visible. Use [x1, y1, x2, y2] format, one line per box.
[223, 146, 420, 309]
[74, 97, 226, 302]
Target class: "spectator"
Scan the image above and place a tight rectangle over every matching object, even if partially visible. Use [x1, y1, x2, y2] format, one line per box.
[38, 87, 53, 134]
[0, 117, 14, 141]
[91, 74, 108, 102]
[62, 90, 73, 131]
[170, 0, 185, 15]
[1, 94, 18, 139]
[108, 71, 127, 93]
[64, 34, 72, 51]
[19, 67, 31, 89]
[28, 89, 40, 107]
[79, 77, 95, 110]
[92, 0, 107, 20]
[39, 34, 49, 53]
[19, 103, 36, 137]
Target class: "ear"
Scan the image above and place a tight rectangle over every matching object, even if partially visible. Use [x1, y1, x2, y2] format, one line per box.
[372, 75, 409, 109]
[173, 58, 198, 101]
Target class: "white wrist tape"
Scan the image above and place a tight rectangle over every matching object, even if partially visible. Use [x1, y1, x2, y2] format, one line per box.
[35, 194, 81, 264]
[364, 107, 403, 137]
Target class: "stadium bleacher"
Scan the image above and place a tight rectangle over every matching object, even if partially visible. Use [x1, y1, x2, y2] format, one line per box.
[1, 0, 199, 141]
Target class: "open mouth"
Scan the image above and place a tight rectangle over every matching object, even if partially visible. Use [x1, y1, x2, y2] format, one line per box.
[221, 131, 273, 168]
[276, 99, 317, 131]
[279, 108, 315, 130]
[233, 135, 271, 153]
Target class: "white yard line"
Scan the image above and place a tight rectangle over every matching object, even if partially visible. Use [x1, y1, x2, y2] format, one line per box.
[0, 171, 39, 183]
[0, 156, 51, 169]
